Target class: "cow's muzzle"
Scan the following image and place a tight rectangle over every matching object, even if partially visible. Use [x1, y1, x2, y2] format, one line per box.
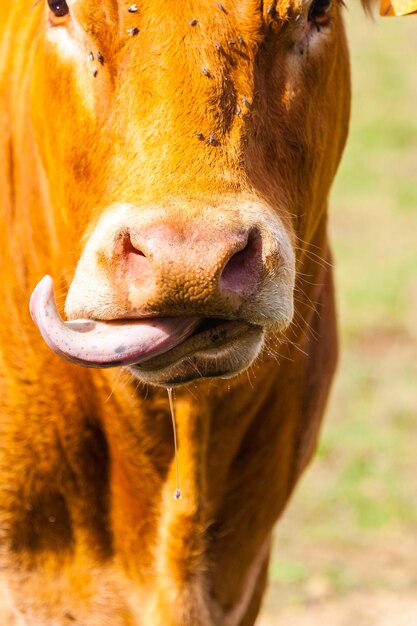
[31, 200, 295, 385]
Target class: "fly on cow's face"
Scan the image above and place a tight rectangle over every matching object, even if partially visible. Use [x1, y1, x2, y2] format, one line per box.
[97, 52, 105, 65]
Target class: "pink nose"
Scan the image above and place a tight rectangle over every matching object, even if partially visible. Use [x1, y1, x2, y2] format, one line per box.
[114, 222, 262, 316]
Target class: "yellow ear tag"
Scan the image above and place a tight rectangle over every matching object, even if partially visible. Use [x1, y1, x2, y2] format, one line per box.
[380, 0, 417, 15]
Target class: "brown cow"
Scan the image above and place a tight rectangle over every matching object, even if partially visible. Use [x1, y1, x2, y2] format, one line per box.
[0, 0, 369, 624]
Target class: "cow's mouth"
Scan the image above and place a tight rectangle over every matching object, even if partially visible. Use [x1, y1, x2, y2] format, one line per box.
[30, 276, 263, 384]
[131, 317, 261, 383]
[137, 316, 251, 370]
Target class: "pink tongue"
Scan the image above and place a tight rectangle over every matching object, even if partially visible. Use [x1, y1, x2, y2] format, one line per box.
[30, 275, 201, 369]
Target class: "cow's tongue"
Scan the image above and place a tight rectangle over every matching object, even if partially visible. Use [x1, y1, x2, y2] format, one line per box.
[30, 275, 201, 368]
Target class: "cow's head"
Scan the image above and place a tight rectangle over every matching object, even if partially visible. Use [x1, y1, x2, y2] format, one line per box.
[30, 0, 351, 386]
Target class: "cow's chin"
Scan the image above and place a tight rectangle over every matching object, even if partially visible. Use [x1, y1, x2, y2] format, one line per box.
[127, 321, 265, 387]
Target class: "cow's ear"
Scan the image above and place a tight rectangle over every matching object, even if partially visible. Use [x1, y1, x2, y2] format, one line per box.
[379, 0, 417, 15]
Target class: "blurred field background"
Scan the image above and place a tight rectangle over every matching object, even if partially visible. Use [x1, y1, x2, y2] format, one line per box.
[260, 7, 417, 626]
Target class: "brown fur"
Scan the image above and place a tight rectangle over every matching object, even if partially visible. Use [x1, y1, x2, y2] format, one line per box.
[0, 0, 355, 624]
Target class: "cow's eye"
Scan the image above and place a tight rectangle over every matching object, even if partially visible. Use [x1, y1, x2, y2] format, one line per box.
[48, 0, 70, 20]
[308, 0, 333, 25]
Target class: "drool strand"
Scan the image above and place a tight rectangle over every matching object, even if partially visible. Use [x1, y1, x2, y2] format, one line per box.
[167, 387, 182, 501]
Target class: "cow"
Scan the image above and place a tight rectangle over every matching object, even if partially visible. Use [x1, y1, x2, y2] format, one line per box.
[0, 0, 397, 625]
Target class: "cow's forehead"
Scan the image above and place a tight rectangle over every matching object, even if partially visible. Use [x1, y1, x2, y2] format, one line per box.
[77, 0, 307, 14]
[69, 0, 307, 38]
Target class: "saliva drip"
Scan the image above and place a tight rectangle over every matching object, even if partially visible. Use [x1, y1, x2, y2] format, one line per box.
[167, 387, 182, 501]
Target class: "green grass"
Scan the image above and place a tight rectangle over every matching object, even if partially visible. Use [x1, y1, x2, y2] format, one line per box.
[262, 8, 417, 616]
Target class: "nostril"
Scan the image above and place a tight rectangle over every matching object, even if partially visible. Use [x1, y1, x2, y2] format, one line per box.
[120, 234, 153, 284]
[124, 236, 146, 258]
[220, 230, 262, 295]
